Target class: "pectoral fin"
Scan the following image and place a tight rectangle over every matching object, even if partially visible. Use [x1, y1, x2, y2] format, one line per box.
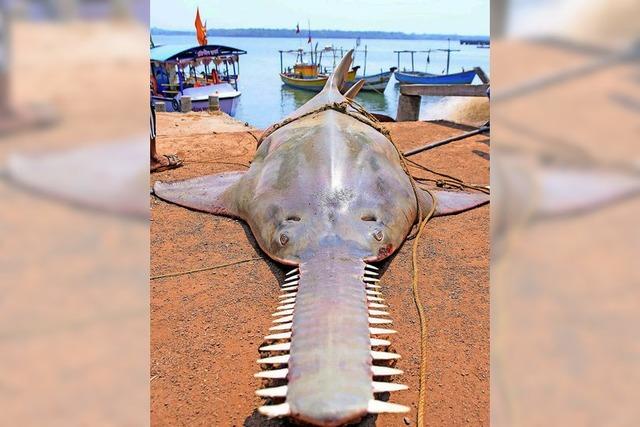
[418, 187, 490, 217]
[153, 171, 244, 217]
[534, 167, 640, 219]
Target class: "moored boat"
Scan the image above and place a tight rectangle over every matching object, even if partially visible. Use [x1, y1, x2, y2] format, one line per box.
[279, 46, 395, 93]
[279, 48, 357, 92]
[150, 44, 247, 116]
[345, 67, 397, 92]
[393, 41, 479, 85]
[394, 69, 477, 84]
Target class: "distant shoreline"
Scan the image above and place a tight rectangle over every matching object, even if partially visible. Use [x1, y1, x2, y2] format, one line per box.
[151, 27, 489, 41]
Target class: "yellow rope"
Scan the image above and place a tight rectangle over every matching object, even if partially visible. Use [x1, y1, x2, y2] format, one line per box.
[150, 257, 263, 280]
[412, 187, 437, 427]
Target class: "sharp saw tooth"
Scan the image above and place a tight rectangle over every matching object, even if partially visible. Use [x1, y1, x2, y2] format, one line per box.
[265, 332, 292, 340]
[368, 309, 389, 316]
[273, 315, 294, 324]
[371, 350, 401, 360]
[369, 317, 392, 324]
[364, 271, 379, 277]
[278, 292, 297, 298]
[366, 290, 382, 296]
[369, 302, 388, 308]
[367, 296, 384, 302]
[282, 280, 299, 287]
[285, 275, 299, 282]
[280, 297, 296, 304]
[256, 385, 288, 398]
[364, 264, 379, 271]
[364, 277, 380, 283]
[370, 338, 391, 346]
[269, 323, 292, 331]
[260, 342, 291, 351]
[281, 286, 298, 292]
[254, 368, 289, 379]
[258, 402, 291, 417]
[372, 381, 409, 393]
[370, 327, 397, 335]
[277, 303, 296, 311]
[367, 400, 410, 414]
[285, 269, 299, 276]
[272, 309, 294, 317]
[257, 354, 290, 364]
[366, 284, 382, 289]
[371, 365, 404, 376]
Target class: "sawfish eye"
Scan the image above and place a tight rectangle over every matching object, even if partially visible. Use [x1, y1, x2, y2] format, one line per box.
[373, 230, 384, 241]
[279, 233, 289, 246]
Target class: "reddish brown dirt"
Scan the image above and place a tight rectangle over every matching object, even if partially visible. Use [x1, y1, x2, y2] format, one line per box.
[150, 114, 489, 426]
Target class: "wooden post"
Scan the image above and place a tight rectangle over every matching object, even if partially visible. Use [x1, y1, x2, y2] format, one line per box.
[396, 94, 421, 122]
[400, 83, 490, 97]
[154, 101, 166, 112]
[180, 96, 191, 113]
[473, 67, 490, 83]
[208, 95, 219, 112]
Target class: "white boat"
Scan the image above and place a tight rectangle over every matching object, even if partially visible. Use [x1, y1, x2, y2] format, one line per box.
[346, 68, 397, 92]
[150, 44, 246, 116]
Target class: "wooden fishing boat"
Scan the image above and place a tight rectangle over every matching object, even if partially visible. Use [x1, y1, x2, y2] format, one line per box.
[280, 65, 357, 92]
[394, 69, 477, 84]
[393, 42, 479, 86]
[279, 48, 358, 92]
[279, 46, 394, 93]
[345, 67, 397, 92]
[150, 44, 246, 115]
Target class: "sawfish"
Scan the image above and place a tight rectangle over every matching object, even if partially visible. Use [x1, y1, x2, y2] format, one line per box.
[153, 50, 489, 426]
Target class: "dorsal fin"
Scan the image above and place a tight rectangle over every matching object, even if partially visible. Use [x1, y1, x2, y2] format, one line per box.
[323, 49, 354, 93]
[344, 79, 365, 99]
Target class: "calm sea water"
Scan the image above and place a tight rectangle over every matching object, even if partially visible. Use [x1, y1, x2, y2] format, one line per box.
[153, 35, 490, 129]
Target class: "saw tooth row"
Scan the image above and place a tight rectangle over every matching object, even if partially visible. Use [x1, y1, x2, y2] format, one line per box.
[255, 264, 409, 419]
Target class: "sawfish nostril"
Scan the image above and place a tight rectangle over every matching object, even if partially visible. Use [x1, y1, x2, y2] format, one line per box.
[280, 233, 289, 246]
[286, 216, 301, 222]
[361, 214, 377, 222]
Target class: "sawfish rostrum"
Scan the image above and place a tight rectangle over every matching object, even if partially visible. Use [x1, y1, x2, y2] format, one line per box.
[154, 50, 488, 426]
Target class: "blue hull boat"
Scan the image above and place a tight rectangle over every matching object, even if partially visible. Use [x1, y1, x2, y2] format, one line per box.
[394, 69, 477, 85]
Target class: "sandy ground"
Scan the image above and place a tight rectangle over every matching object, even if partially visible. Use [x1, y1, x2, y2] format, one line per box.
[150, 112, 490, 426]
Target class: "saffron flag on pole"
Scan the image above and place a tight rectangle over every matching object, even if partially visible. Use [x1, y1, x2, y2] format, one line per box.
[195, 7, 208, 46]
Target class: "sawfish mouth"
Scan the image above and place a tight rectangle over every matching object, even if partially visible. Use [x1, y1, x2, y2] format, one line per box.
[254, 251, 409, 426]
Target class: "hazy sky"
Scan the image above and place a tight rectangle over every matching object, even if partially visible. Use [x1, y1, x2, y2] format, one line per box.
[151, 0, 489, 35]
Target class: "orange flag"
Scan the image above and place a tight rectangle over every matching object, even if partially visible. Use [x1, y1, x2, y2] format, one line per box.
[195, 7, 208, 46]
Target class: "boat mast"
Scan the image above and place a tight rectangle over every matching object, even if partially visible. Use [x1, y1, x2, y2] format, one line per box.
[363, 45, 367, 76]
[437, 38, 461, 75]
[446, 38, 450, 74]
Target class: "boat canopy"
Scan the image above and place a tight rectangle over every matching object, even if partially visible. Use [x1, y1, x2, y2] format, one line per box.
[150, 44, 247, 63]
